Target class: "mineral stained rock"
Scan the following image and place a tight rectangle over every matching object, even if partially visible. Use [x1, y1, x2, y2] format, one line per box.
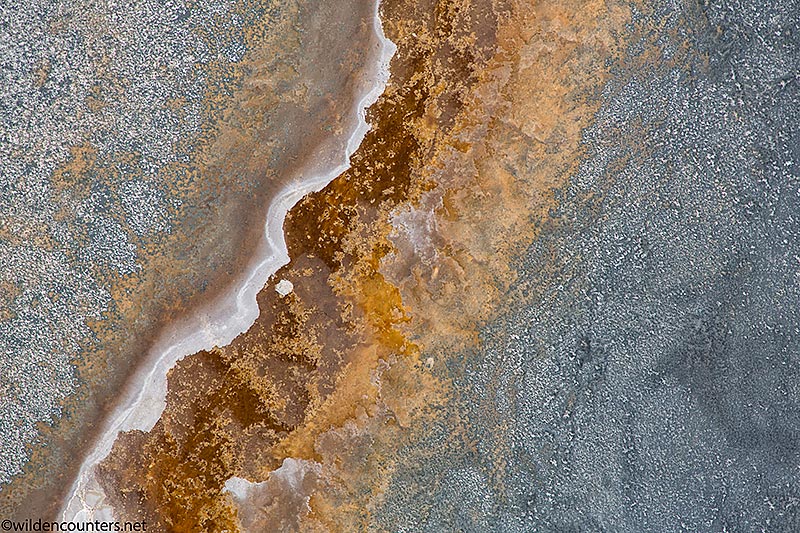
[2, 0, 799, 531]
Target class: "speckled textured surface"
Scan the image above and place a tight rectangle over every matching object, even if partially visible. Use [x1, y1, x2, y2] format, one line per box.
[2, 0, 799, 530]
[1, 0, 377, 518]
[374, 1, 800, 530]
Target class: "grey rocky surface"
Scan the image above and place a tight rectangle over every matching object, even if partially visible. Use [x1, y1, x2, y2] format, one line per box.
[376, 0, 800, 530]
[0, 0, 249, 485]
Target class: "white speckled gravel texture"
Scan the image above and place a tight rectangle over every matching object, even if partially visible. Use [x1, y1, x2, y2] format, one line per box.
[0, 0, 248, 484]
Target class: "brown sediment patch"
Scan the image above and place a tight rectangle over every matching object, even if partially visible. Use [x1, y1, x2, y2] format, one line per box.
[285, 0, 639, 528]
[93, 0, 644, 531]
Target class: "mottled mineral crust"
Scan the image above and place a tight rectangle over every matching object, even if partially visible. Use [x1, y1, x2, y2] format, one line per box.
[92, 0, 640, 529]
[373, 0, 800, 531]
[1, 0, 383, 521]
[7, 0, 799, 530]
[124, 0, 796, 530]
